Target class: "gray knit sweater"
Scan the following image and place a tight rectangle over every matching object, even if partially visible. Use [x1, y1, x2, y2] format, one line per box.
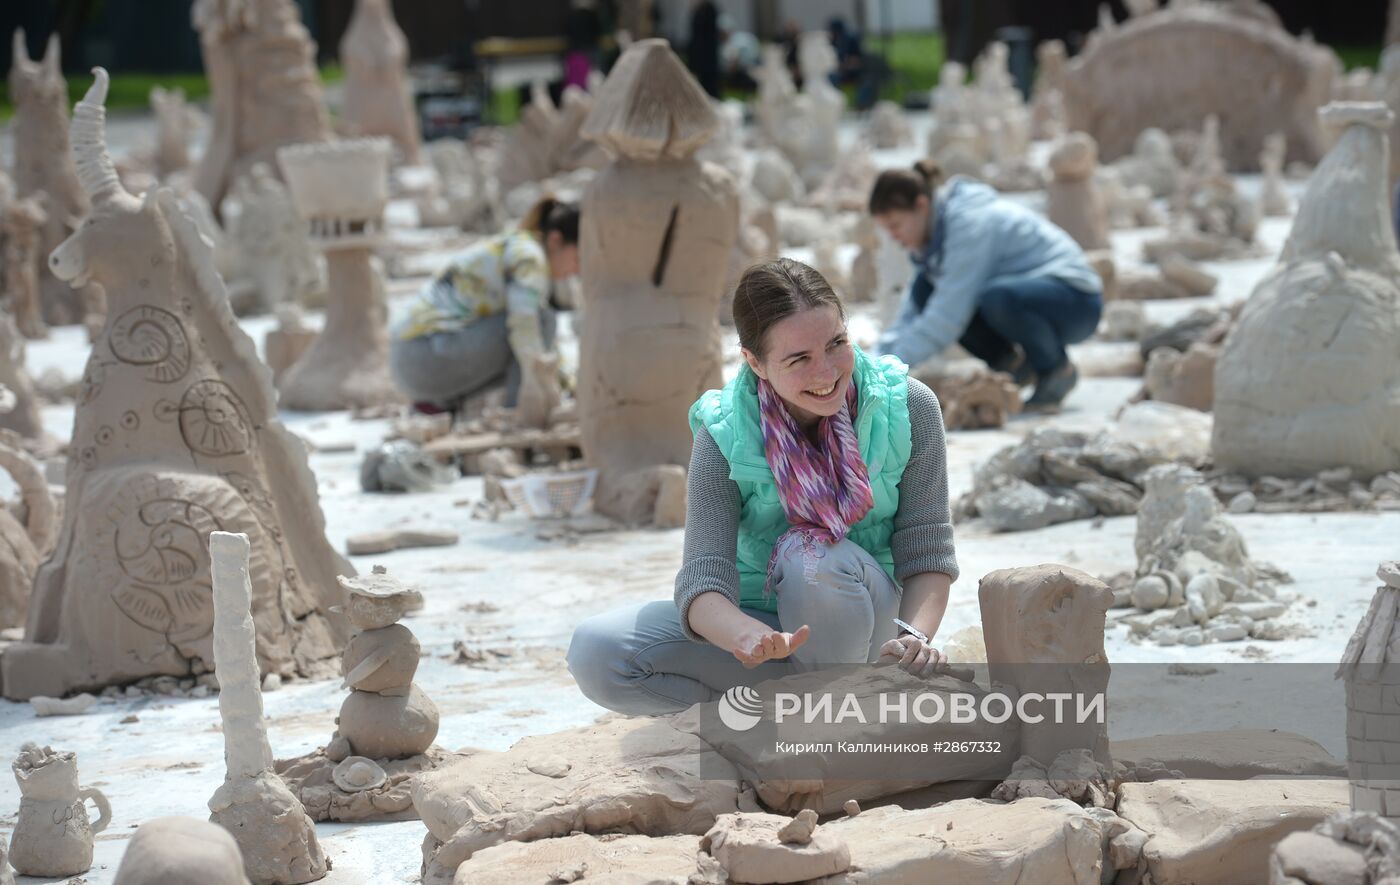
[674, 377, 959, 641]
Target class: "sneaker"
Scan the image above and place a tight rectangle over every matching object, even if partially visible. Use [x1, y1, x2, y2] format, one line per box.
[990, 349, 1038, 388]
[1024, 363, 1079, 411]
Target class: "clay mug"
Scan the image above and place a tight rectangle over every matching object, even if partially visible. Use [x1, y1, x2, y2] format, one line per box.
[9, 750, 111, 877]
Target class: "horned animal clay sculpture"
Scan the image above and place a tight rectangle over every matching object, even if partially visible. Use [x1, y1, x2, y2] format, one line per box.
[0, 430, 55, 629]
[276, 138, 401, 411]
[8, 743, 110, 878]
[1063, 3, 1336, 169]
[2, 71, 350, 701]
[8, 30, 98, 328]
[208, 532, 328, 884]
[192, 0, 331, 208]
[277, 567, 447, 821]
[339, 0, 421, 164]
[112, 816, 251, 885]
[576, 40, 739, 524]
[1046, 132, 1110, 251]
[2, 194, 48, 339]
[1214, 103, 1400, 478]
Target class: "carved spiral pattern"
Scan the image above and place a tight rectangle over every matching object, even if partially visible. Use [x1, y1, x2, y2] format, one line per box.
[108, 306, 192, 383]
[178, 380, 253, 457]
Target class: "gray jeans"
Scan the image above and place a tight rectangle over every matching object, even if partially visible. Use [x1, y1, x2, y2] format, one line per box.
[389, 309, 556, 408]
[567, 537, 901, 715]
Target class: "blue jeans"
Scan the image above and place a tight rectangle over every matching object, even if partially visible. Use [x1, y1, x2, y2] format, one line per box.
[566, 538, 901, 715]
[958, 276, 1102, 375]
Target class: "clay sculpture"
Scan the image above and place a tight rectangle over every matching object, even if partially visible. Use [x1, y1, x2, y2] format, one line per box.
[1339, 561, 1400, 819]
[339, 0, 421, 164]
[277, 567, 448, 822]
[1, 193, 49, 339]
[224, 163, 325, 315]
[1063, 3, 1336, 170]
[867, 100, 912, 149]
[1213, 103, 1400, 478]
[8, 743, 110, 878]
[192, 0, 331, 208]
[1046, 132, 1110, 251]
[8, 30, 100, 328]
[112, 816, 251, 884]
[207, 531, 328, 884]
[0, 315, 46, 440]
[575, 39, 739, 524]
[150, 86, 200, 182]
[2, 71, 351, 701]
[276, 138, 401, 411]
[0, 430, 55, 629]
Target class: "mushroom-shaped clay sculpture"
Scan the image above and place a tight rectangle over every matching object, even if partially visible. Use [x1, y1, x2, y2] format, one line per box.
[334, 567, 424, 630]
[331, 756, 387, 793]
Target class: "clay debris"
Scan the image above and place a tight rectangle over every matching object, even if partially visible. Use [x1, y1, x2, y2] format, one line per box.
[1272, 811, 1400, 885]
[412, 716, 743, 884]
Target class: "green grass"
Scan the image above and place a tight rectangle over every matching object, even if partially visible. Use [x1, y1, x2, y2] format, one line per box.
[1336, 45, 1382, 71]
[0, 64, 345, 122]
[865, 30, 945, 101]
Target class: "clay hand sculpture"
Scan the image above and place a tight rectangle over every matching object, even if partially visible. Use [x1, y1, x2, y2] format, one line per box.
[8, 743, 110, 878]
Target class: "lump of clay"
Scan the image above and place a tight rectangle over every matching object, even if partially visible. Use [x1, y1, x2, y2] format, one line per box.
[1272, 812, 1400, 885]
[207, 532, 328, 884]
[411, 716, 743, 883]
[1143, 342, 1217, 412]
[702, 811, 850, 883]
[112, 816, 251, 885]
[1046, 132, 1109, 250]
[575, 39, 739, 524]
[29, 692, 96, 716]
[192, 0, 331, 208]
[915, 365, 1022, 430]
[3, 71, 351, 701]
[979, 564, 1113, 767]
[451, 832, 706, 885]
[345, 527, 458, 556]
[1117, 778, 1347, 884]
[8, 742, 110, 877]
[276, 138, 402, 411]
[820, 798, 1113, 882]
[1214, 102, 1400, 478]
[360, 440, 457, 493]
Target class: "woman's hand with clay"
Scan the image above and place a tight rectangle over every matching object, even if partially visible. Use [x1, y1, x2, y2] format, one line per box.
[879, 635, 947, 680]
[733, 625, 811, 668]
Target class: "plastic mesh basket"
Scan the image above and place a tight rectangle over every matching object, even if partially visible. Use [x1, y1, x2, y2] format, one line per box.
[498, 469, 597, 518]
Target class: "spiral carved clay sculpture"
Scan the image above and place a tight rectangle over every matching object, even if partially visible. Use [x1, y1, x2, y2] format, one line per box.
[1, 70, 351, 701]
[1213, 102, 1400, 478]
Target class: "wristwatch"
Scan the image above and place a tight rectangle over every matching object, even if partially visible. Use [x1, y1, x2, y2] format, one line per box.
[893, 618, 930, 646]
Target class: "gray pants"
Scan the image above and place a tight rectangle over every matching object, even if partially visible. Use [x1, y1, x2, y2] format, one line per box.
[567, 537, 901, 715]
[389, 310, 555, 409]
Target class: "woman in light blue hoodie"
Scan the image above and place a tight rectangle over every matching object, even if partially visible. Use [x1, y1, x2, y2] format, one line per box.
[869, 161, 1103, 409]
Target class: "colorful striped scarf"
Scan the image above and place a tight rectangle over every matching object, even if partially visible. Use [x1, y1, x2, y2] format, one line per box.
[757, 376, 875, 591]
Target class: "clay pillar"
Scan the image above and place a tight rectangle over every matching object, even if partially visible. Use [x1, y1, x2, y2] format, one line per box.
[276, 138, 400, 411]
[576, 40, 739, 524]
[339, 0, 422, 164]
[208, 531, 327, 885]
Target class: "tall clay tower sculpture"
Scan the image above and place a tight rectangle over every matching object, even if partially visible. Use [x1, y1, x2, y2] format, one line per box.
[576, 39, 740, 524]
[1212, 102, 1400, 478]
[8, 30, 99, 329]
[2, 70, 351, 701]
[275, 138, 400, 411]
[192, 0, 331, 208]
[339, 0, 422, 164]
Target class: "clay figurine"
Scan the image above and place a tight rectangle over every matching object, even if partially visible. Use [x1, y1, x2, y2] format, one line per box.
[8, 743, 110, 877]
